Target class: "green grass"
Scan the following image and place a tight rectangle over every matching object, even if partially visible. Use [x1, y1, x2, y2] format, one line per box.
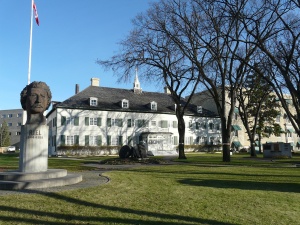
[0, 153, 299, 224]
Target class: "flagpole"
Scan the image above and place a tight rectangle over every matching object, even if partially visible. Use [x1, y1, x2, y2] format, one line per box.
[24, 0, 34, 125]
[27, 0, 33, 85]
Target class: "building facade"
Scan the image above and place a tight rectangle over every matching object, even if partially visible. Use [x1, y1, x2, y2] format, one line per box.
[46, 77, 221, 156]
[0, 109, 23, 148]
[189, 89, 300, 151]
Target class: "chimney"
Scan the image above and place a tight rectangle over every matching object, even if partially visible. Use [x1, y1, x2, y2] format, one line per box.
[75, 84, 79, 94]
[91, 78, 100, 87]
[164, 86, 171, 94]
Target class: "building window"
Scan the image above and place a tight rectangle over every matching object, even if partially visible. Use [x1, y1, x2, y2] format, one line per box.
[234, 108, 239, 120]
[61, 116, 66, 125]
[118, 136, 123, 146]
[127, 136, 133, 145]
[8, 123, 12, 127]
[114, 119, 123, 127]
[62, 116, 79, 126]
[137, 119, 148, 128]
[1, 114, 6, 118]
[67, 117, 73, 125]
[196, 136, 207, 144]
[173, 136, 178, 145]
[7, 114, 13, 118]
[110, 135, 122, 145]
[90, 118, 98, 126]
[122, 99, 129, 108]
[185, 136, 194, 145]
[64, 135, 79, 146]
[151, 121, 157, 127]
[286, 129, 294, 138]
[17, 113, 22, 118]
[197, 106, 202, 113]
[66, 136, 74, 145]
[127, 119, 133, 127]
[53, 117, 57, 127]
[90, 97, 98, 106]
[89, 136, 101, 146]
[234, 130, 238, 137]
[234, 113, 238, 120]
[107, 135, 111, 145]
[160, 120, 168, 128]
[17, 122, 22, 127]
[85, 117, 101, 126]
[150, 101, 157, 111]
[209, 123, 214, 130]
[16, 132, 21, 136]
[107, 118, 123, 127]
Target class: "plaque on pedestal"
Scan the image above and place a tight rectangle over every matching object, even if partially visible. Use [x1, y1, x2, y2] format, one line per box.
[19, 124, 48, 172]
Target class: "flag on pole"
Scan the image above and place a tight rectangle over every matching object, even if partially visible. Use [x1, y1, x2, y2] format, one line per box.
[33, 1, 39, 26]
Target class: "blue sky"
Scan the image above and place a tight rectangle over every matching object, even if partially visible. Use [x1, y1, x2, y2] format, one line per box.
[0, 0, 160, 110]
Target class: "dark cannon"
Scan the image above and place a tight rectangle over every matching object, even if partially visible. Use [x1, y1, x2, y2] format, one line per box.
[119, 143, 147, 159]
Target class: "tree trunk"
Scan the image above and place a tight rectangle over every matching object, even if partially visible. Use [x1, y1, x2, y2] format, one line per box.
[176, 108, 186, 159]
[258, 133, 262, 154]
[222, 123, 231, 162]
[222, 141, 231, 162]
[250, 142, 257, 157]
[249, 137, 257, 157]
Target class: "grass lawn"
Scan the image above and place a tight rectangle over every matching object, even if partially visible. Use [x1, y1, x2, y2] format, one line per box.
[0, 152, 299, 224]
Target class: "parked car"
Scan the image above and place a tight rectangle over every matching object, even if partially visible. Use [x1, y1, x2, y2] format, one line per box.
[7, 146, 16, 152]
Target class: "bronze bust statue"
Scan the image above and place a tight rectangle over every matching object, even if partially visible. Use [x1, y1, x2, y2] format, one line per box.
[20, 81, 52, 125]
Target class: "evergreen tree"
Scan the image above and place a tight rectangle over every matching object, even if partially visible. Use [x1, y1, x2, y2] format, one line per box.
[237, 71, 281, 156]
[0, 120, 10, 147]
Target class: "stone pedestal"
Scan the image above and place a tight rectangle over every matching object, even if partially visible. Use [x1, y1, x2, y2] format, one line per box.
[0, 81, 83, 190]
[19, 124, 48, 172]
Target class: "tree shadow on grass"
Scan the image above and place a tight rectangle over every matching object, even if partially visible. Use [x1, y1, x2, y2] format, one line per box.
[129, 166, 300, 179]
[0, 190, 238, 225]
[179, 178, 300, 193]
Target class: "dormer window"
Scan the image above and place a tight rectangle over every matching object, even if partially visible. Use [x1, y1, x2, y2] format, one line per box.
[151, 101, 157, 111]
[197, 106, 202, 113]
[122, 99, 129, 108]
[90, 97, 98, 106]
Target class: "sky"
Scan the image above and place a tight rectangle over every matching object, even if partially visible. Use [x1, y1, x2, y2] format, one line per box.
[0, 0, 160, 110]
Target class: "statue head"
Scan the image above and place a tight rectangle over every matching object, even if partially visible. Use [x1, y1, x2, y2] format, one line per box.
[20, 81, 52, 124]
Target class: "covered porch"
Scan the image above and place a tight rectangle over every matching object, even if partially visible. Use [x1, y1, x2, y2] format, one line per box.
[140, 132, 177, 156]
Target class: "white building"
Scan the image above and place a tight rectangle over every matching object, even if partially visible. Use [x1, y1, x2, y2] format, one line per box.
[46, 76, 221, 156]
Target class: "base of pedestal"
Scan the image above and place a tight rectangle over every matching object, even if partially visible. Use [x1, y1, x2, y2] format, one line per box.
[0, 169, 82, 190]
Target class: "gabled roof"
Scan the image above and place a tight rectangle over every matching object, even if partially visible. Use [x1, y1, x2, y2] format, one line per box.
[47, 85, 218, 117]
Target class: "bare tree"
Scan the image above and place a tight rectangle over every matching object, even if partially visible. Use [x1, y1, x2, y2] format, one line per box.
[169, 0, 257, 161]
[98, 1, 202, 159]
[233, 0, 300, 135]
[98, 0, 258, 162]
